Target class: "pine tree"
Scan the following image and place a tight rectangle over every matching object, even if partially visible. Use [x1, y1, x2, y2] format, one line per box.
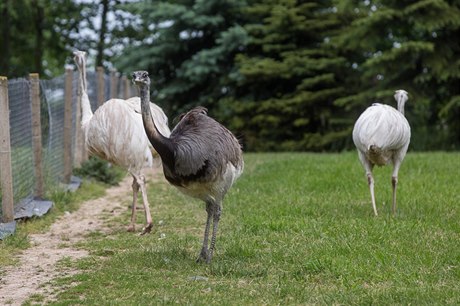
[114, 0, 249, 116]
[335, 0, 460, 149]
[223, 0, 350, 151]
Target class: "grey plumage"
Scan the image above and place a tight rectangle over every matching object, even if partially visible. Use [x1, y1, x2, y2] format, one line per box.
[166, 107, 242, 185]
[132, 71, 243, 263]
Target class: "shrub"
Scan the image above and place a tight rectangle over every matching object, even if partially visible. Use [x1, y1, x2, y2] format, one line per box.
[74, 156, 124, 185]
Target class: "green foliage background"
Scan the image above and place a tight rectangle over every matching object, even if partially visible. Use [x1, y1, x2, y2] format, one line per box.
[1, 0, 459, 151]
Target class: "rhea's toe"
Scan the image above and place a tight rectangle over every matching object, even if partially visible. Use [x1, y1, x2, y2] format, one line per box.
[139, 223, 153, 235]
[196, 249, 210, 264]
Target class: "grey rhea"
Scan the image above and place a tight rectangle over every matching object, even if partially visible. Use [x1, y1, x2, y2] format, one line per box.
[352, 90, 411, 216]
[132, 70, 244, 263]
[73, 51, 171, 234]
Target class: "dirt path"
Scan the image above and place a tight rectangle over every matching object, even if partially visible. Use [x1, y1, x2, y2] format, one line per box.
[0, 168, 162, 305]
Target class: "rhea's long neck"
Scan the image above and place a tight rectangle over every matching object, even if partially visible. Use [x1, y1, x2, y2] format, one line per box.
[78, 63, 93, 127]
[397, 99, 406, 116]
[139, 84, 174, 167]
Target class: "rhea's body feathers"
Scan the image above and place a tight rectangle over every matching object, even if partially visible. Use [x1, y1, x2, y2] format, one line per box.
[164, 107, 243, 194]
[352, 103, 410, 166]
[133, 70, 243, 263]
[352, 89, 410, 216]
[73, 51, 170, 235]
[84, 97, 170, 173]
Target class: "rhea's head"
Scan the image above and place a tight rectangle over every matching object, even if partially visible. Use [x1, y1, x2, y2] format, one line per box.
[132, 71, 150, 86]
[73, 50, 86, 67]
[394, 89, 408, 104]
[394, 89, 409, 115]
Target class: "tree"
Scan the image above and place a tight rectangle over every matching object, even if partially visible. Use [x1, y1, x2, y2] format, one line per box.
[96, 0, 110, 68]
[94, 0, 132, 69]
[0, 0, 11, 75]
[0, 0, 88, 78]
[114, 0, 249, 116]
[222, 0, 349, 151]
[334, 0, 460, 150]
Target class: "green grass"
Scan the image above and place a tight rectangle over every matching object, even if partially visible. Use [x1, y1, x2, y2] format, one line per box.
[0, 180, 107, 267]
[1, 158, 123, 268]
[26, 153, 460, 304]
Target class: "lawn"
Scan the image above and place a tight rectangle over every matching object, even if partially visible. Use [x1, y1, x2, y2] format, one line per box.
[29, 152, 460, 304]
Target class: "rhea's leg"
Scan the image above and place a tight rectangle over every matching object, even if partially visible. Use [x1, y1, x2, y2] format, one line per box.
[391, 176, 398, 215]
[367, 173, 377, 216]
[359, 154, 377, 216]
[392, 159, 403, 216]
[127, 176, 139, 232]
[208, 203, 222, 264]
[197, 201, 213, 263]
[137, 174, 153, 235]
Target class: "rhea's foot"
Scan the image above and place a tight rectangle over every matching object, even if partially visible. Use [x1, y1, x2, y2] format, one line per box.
[139, 223, 153, 235]
[127, 224, 136, 232]
[196, 248, 211, 264]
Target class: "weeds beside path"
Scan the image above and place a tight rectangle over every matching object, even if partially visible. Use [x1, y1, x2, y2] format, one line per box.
[0, 168, 162, 305]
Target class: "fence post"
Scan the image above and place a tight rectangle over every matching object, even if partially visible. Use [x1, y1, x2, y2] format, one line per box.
[0, 76, 14, 222]
[73, 69, 85, 167]
[63, 68, 73, 184]
[29, 73, 45, 198]
[97, 66, 105, 106]
[129, 83, 140, 97]
[122, 75, 129, 99]
[110, 69, 117, 99]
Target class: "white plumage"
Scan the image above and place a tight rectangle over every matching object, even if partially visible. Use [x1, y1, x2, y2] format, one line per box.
[352, 90, 411, 216]
[73, 51, 171, 234]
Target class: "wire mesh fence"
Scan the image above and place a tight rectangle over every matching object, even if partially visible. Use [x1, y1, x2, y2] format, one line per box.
[8, 79, 35, 204]
[0, 68, 135, 221]
[87, 71, 99, 112]
[41, 74, 67, 186]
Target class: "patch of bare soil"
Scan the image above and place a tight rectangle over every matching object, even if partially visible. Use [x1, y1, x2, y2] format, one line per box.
[0, 167, 162, 305]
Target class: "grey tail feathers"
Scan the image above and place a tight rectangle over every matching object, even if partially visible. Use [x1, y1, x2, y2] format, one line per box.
[367, 145, 388, 166]
[368, 145, 381, 154]
[368, 144, 383, 162]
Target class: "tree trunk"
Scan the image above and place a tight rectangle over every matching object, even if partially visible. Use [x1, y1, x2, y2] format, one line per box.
[0, 0, 10, 75]
[96, 0, 109, 68]
[32, 0, 44, 75]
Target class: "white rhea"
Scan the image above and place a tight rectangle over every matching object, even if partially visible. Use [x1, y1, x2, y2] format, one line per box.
[73, 51, 171, 234]
[132, 70, 244, 263]
[352, 90, 411, 216]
